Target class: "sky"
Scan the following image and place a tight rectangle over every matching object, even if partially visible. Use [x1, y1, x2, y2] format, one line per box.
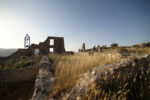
[0, 0, 150, 51]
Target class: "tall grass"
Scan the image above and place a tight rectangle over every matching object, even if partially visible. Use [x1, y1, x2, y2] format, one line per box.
[49, 52, 121, 96]
[104, 47, 150, 55]
[126, 47, 150, 54]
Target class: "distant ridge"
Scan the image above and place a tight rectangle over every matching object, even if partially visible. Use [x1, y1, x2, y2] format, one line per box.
[0, 48, 18, 57]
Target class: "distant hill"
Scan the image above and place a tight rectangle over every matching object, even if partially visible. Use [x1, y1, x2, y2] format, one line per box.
[0, 48, 18, 57]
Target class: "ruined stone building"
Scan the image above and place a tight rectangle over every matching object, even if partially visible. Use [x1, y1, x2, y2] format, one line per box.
[78, 43, 102, 52]
[13, 36, 65, 57]
[0, 36, 66, 65]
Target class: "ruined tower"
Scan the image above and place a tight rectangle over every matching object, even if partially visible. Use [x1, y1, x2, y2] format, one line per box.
[92, 45, 96, 52]
[82, 43, 85, 51]
[97, 45, 101, 52]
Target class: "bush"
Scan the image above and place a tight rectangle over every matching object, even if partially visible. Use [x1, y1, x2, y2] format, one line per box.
[15, 60, 35, 68]
[0, 65, 3, 69]
[132, 44, 139, 48]
[102, 45, 107, 49]
[20, 56, 28, 59]
[119, 47, 128, 53]
[111, 43, 118, 48]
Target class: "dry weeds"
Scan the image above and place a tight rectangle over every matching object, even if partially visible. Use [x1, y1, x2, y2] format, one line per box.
[49, 52, 121, 95]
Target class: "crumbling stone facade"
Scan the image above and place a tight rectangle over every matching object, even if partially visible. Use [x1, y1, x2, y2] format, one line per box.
[78, 43, 102, 52]
[96, 45, 101, 52]
[11, 36, 65, 57]
[82, 43, 85, 51]
[0, 36, 65, 65]
[29, 36, 65, 55]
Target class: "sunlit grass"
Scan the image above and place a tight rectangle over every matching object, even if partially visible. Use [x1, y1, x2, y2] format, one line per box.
[49, 52, 121, 95]
[104, 47, 150, 55]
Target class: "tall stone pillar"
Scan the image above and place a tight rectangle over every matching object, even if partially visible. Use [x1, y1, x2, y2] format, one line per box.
[82, 43, 85, 51]
[97, 45, 101, 52]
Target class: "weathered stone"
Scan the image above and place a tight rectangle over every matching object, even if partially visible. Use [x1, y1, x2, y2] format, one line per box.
[82, 43, 85, 51]
[146, 55, 150, 62]
[92, 46, 96, 52]
[78, 43, 102, 53]
[96, 45, 101, 52]
[32, 56, 54, 100]
[66, 55, 150, 100]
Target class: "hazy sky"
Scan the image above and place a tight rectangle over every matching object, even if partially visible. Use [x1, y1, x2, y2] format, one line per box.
[0, 0, 150, 51]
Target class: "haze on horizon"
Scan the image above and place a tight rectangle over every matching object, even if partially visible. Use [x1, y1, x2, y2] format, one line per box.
[0, 0, 150, 51]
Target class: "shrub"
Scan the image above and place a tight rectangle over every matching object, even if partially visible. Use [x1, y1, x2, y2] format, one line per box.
[132, 44, 139, 48]
[102, 45, 107, 49]
[119, 47, 128, 53]
[111, 43, 118, 48]
[0, 65, 3, 69]
[20, 56, 28, 59]
[15, 60, 35, 68]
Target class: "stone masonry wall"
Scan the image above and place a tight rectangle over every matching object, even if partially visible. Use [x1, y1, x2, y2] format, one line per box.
[32, 56, 54, 100]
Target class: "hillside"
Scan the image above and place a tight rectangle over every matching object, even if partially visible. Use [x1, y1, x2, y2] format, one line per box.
[0, 48, 17, 57]
[0, 46, 150, 100]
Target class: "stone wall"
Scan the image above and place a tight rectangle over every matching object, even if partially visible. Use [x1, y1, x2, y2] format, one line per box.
[32, 56, 54, 100]
[78, 43, 102, 52]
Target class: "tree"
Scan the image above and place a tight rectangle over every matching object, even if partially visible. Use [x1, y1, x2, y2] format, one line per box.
[102, 45, 107, 49]
[111, 43, 118, 48]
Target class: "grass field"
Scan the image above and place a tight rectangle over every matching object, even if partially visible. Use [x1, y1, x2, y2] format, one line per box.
[49, 52, 121, 96]
[104, 47, 150, 55]
[49, 51, 150, 99]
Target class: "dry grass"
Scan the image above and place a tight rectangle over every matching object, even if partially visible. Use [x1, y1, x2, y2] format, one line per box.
[103, 47, 150, 55]
[126, 47, 150, 54]
[49, 52, 121, 95]
[85, 68, 150, 100]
